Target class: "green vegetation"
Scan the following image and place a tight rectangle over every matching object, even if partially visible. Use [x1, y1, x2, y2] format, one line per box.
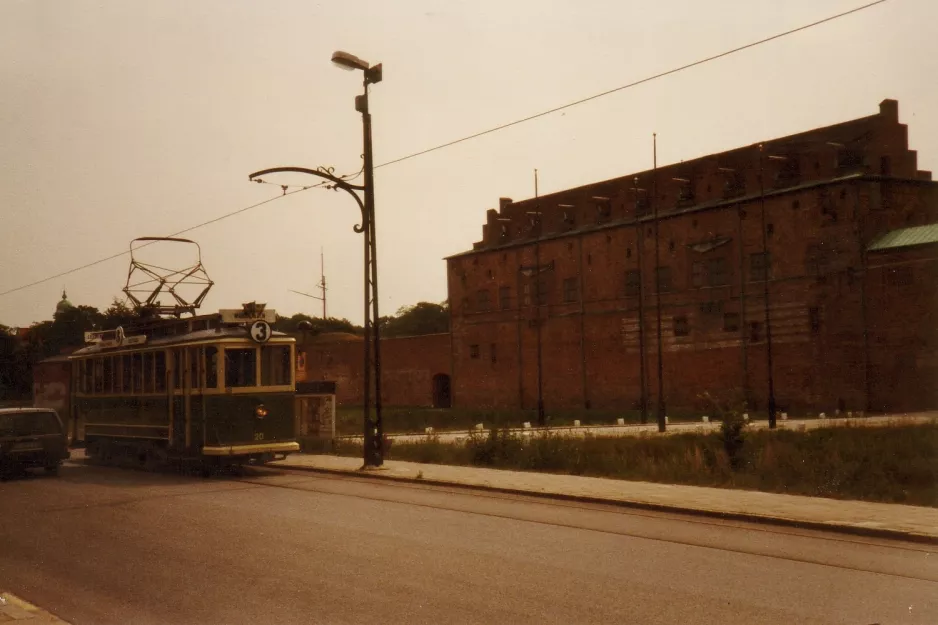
[321, 421, 938, 507]
[276, 301, 448, 340]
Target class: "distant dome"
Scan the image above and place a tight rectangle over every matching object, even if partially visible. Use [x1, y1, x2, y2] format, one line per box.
[55, 290, 74, 315]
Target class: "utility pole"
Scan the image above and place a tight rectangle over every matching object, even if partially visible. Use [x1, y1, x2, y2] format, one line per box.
[534, 169, 546, 427]
[289, 247, 328, 318]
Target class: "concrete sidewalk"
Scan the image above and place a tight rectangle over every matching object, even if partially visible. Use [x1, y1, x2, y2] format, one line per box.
[0, 593, 71, 624]
[273, 453, 938, 544]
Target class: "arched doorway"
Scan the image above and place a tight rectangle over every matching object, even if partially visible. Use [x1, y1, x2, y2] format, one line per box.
[432, 373, 452, 408]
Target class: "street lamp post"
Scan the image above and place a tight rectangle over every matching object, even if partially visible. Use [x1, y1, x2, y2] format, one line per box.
[249, 50, 385, 467]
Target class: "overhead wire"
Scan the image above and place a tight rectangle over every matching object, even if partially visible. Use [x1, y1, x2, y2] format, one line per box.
[0, 0, 888, 300]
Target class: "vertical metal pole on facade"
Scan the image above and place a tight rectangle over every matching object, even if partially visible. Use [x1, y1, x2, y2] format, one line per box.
[758, 144, 777, 429]
[634, 178, 648, 425]
[653, 134, 666, 433]
[534, 169, 546, 426]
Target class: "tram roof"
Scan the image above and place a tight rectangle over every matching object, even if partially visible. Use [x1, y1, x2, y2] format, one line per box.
[70, 325, 293, 357]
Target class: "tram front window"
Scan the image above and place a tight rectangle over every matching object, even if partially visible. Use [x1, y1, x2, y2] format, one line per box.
[261, 345, 291, 386]
[225, 348, 257, 388]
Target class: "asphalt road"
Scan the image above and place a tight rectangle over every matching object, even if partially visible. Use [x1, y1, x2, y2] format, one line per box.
[1, 462, 936, 625]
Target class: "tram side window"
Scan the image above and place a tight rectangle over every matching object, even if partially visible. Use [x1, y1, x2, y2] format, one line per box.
[132, 353, 143, 393]
[143, 352, 154, 393]
[260, 346, 291, 386]
[205, 346, 218, 389]
[225, 348, 257, 388]
[102, 357, 113, 394]
[93, 358, 104, 393]
[172, 348, 183, 390]
[122, 355, 132, 393]
[81, 359, 92, 394]
[155, 351, 166, 392]
[188, 347, 202, 389]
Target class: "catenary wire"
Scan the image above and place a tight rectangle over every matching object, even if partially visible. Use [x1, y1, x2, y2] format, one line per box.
[0, 0, 888, 300]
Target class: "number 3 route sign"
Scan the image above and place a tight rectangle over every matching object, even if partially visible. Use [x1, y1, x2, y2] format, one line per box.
[249, 320, 271, 343]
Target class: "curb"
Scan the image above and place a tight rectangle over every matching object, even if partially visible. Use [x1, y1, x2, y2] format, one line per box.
[274, 461, 938, 546]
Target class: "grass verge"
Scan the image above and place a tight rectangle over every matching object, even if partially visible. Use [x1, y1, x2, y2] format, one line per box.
[312, 421, 938, 507]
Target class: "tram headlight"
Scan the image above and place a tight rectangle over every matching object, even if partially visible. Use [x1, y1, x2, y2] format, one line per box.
[255, 405, 268, 419]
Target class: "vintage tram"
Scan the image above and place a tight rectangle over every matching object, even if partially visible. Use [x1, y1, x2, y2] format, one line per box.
[66, 304, 300, 472]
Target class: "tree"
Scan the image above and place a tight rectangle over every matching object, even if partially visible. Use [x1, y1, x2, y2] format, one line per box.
[379, 301, 449, 338]
[272, 313, 363, 337]
[101, 298, 142, 330]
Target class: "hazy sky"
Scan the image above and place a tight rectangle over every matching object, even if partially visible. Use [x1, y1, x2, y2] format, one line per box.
[1, 0, 934, 328]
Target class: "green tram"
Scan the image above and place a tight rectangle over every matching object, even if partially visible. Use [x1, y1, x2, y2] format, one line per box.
[70, 308, 300, 472]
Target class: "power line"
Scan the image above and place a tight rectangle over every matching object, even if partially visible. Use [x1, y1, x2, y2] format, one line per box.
[0, 186, 316, 298]
[0, 0, 887, 300]
[374, 0, 888, 169]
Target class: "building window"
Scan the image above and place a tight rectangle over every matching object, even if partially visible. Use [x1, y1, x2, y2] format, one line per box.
[490, 343, 497, 364]
[536, 277, 549, 306]
[522, 283, 531, 306]
[499, 286, 511, 310]
[563, 277, 578, 303]
[750, 252, 771, 282]
[885, 266, 913, 287]
[766, 223, 774, 237]
[691, 261, 705, 287]
[673, 316, 689, 337]
[707, 257, 729, 287]
[699, 301, 723, 315]
[836, 149, 865, 172]
[461, 296, 471, 313]
[880, 155, 892, 176]
[723, 312, 740, 332]
[469, 344, 480, 359]
[477, 289, 491, 311]
[625, 270, 641, 296]
[749, 321, 763, 343]
[676, 182, 695, 206]
[656, 266, 673, 292]
[597, 202, 612, 222]
[808, 307, 820, 334]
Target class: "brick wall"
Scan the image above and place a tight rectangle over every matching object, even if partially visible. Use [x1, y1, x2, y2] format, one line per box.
[297, 333, 451, 407]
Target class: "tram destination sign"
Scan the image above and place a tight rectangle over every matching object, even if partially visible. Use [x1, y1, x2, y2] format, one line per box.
[220, 307, 277, 324]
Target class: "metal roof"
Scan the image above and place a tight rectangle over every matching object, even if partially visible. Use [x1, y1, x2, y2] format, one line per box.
[70, 327, 292, 356]
[867, 223, 938, 252]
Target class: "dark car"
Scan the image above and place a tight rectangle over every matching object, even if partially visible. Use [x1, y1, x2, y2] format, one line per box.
[0, 408, 70, 476]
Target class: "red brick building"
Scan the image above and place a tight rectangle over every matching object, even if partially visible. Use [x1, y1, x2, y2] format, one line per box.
[296, 332, 452, 408]
[446, 99, 937, 415]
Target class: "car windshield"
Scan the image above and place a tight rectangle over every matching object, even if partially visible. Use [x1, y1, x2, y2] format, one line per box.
[0, 411, 62, 437]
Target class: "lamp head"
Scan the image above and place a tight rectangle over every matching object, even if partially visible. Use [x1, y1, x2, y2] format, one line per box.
[332, 51, 370, 72]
